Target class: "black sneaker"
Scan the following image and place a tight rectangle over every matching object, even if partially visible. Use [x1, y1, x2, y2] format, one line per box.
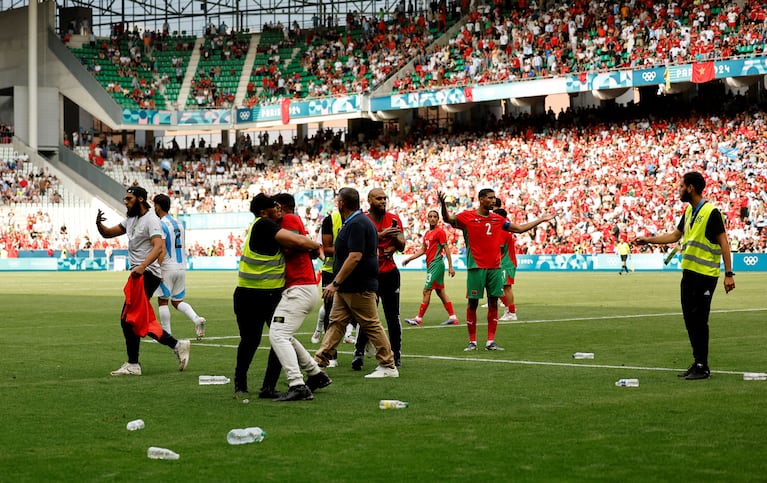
[258, 386, 282, 399]
[234, 377, 248, 394]
[677, 363, 696, 378]
[351, 356, 364, 371]
[273, 384, 314, 401]
[306, 371, 332, 392]
[685, 363, 711, 380]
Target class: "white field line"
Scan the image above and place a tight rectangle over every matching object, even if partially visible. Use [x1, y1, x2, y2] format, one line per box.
[157, 307, 767, 376]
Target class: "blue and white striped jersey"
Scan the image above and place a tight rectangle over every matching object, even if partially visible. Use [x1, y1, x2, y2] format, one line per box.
[160, 214, 186, 270]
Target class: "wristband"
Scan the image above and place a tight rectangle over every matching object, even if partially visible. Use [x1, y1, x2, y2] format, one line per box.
[332, 280, 340, 287]
[725, 271, 735, 277]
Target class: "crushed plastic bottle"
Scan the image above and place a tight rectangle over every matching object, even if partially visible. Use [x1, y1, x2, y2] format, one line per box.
[743, 372, 767, 381]
[147, 447, 180, 460]
[379, 400, 409, 409]
[572, 352, 595, 359]
[198, 375, 231, 385]
[615, 378, 640, 387]
[227, 427, 266, 445]
[126, 419, 145, 431]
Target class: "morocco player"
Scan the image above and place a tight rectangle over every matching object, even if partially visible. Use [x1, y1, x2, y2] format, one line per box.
[402, 210, 458, 326]
[438, 189, 556, 351]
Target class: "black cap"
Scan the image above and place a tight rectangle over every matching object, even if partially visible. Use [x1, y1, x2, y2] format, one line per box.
[250, 193, 278, 214]
[126, 186, 151, 208]
[127, 185, 148, 200]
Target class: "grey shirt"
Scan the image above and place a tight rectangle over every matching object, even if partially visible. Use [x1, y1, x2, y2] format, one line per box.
[121, 211, 163, 277]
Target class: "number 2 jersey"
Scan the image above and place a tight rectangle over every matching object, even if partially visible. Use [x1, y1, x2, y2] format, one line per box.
[159, 214, 186, 271]
[455, 210, 508, 269]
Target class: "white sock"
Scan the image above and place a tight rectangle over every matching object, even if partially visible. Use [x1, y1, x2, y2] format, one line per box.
[316, 305, 326, 332]
[158, 305, 172, 334]
[345, 323, 353, 338]
[177, 301, 199, 322]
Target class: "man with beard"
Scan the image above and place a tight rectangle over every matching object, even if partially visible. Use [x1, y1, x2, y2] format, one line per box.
[96, 186, 191, 376]
[352, 188, 406, 370]
[634, 171, 735, 380]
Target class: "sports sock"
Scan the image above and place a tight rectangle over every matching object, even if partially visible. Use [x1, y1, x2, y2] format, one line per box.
[177, 301, 200, 322]
[487, 305, 498, 341]
[445, 301, 455, 317]
[316, 305, 326, 332]
[158, 305, 172, 334]
[466, 307, 477, 342]
[509, 304, 516, 313]
[417, 302, 428, 318]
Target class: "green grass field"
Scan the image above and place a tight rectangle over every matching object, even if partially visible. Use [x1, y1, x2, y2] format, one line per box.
[1, 270, 766, 482]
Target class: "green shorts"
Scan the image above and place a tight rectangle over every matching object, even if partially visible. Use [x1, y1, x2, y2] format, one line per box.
[502, 264, 516, 285]
[424, 259, 446, 290]
[466, 268, 504, 299]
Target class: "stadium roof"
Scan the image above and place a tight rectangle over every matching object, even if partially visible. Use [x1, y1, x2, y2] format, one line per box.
[26, 0, 389, 36]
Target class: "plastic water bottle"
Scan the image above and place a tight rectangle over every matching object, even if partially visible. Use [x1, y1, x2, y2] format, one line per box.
[572, 352, 595, 359]
[227, 427, 266, 445]
[615, 378, 640, 387]
[126, 419, 145, 431]
[198, 375, 231, 385]
[379, 400, 409, 409]
[147, 447, 180, 460]
[743, 372, 767, 381]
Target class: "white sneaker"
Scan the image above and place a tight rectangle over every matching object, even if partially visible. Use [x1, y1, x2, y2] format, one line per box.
[194, 317, 206, 340]
[499, 310, 517, 321]
[111, 362, 141, 376]
[310, 329, 323, 344]
[173, 339, 191, 371]
[327, 359, 338, 368]
[343, 336, 356, 344]
[364, 365, 399, 378]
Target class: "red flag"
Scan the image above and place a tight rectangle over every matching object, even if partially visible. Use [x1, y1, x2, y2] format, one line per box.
[281, 98, 291, 124]
[691, 61, 715, 83]
[463, 86, 474, 102]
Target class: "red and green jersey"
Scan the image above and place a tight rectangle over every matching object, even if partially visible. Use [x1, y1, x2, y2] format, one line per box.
[423, 225, 448, 267]
[455, 210, 508, 269]
[499, 231, 517, 271]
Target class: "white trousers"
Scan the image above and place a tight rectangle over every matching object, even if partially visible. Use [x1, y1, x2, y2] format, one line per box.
[269, 284, 322, 387]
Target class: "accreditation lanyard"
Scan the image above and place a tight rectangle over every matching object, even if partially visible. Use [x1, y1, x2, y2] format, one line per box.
[688, 199, 706, 228]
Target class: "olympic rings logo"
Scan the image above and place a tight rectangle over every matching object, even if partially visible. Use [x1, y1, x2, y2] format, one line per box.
[238, 111, 251, 121]
[642, 72, 657, 82]
[743, 256, 759, 266]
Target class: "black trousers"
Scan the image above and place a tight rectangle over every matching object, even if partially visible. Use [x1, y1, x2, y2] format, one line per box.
[680, 270, 718, 367]
[355, 269, 401, 362]
[120, 271, 178, 364]
[233, 286, 283, 392]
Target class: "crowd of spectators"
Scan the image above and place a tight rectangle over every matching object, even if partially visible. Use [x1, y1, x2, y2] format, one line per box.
[68, 93, 766, 258]
[395, 0, 767, 92]
[188, 30, 250, 109]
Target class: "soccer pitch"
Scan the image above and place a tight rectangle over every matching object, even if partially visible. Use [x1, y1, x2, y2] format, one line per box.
[1, 270, 766, 482]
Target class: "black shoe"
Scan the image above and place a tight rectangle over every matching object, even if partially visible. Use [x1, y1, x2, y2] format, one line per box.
[685, 363, 710, 380]
[306, 371, 332, 392]
[234, 377, 248, 394]
[273, 384, 314, 401]
[351, 356, 364, 371]
[258, 386, 282, 399]
[677, 363, 696, 378]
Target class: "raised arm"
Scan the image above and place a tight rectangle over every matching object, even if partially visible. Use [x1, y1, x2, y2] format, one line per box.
[505, 212, 558, 234]
[438, 191, 457, 227]
[96, 209, 126, 239]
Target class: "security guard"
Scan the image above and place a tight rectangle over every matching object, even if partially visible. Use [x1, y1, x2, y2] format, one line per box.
[634, 171, 735, 380]
[233, 193, 321, 396]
